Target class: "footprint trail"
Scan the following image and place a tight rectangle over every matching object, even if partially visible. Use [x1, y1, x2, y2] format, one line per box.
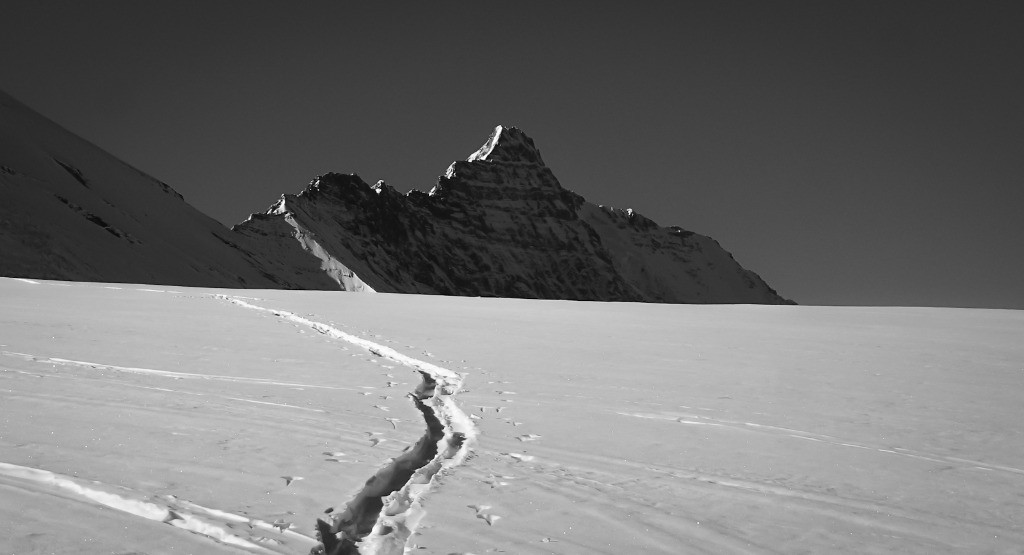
[217, 295, 477, 555]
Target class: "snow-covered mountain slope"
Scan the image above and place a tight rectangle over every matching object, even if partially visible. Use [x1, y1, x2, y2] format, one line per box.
[0, 90, 324, 288]
[237, 125, 791, 303]
[2, 277, 1021, 554]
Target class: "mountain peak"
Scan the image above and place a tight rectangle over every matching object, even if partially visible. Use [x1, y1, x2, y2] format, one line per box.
[467, 125, 545, 166]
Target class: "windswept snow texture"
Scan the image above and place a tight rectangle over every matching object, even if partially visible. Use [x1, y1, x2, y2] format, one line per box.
[2, 278, 1022, 554]
[235, 125, 790, 303]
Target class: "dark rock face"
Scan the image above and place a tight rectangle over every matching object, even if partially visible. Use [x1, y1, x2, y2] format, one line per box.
[1, 87, 790, 302]
[235, 125, 792, 304]
[0, 89, 288, 288]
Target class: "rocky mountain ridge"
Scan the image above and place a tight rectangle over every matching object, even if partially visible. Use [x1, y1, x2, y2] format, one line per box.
[235, 125, 791, 304]
[1, 88, 789, 303]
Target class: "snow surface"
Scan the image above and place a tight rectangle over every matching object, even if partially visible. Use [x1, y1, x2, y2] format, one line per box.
[1, 278, 1022, 553]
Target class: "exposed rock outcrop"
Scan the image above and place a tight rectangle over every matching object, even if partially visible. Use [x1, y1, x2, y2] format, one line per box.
[235, 125, 791, 304]
[1, 86, 789, 303]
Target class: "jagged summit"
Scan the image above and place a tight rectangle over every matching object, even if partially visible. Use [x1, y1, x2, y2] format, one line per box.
[235, 125, 792, 304]
[2, 93, 790, 304]
[434, 126, 564, 199]
[467, 125, 545, 166]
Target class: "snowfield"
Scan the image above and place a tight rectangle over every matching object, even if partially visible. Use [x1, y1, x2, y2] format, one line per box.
[1, 278, 1022, 554]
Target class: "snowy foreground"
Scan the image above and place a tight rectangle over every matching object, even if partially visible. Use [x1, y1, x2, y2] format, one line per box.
[1, 278, 1022, 554]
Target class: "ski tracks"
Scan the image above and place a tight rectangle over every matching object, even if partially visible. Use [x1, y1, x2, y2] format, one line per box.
[616, 410, 1024, 477]
[216, 295, 478, 555]
[0, 461, 312, 552]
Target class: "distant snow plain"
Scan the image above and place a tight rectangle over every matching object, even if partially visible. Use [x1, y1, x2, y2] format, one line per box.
[1, 277, 1022, 554]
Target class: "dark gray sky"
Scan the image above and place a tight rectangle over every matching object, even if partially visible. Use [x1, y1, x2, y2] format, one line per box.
[3, 2, 1022, 308]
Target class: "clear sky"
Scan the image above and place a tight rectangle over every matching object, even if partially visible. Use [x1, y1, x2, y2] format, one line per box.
[2, 2, 1022, 308]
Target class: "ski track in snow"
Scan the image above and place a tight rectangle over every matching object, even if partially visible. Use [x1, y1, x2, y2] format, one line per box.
[8, 280, 1018, 553]
[216, 295, 478, 555]
[0, 360, 328, 414]
[0, 350, 359, 393]
[615, 411, 1024, 476]
[0, 461, 314, 552]
[480, 433, 1024, 553]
